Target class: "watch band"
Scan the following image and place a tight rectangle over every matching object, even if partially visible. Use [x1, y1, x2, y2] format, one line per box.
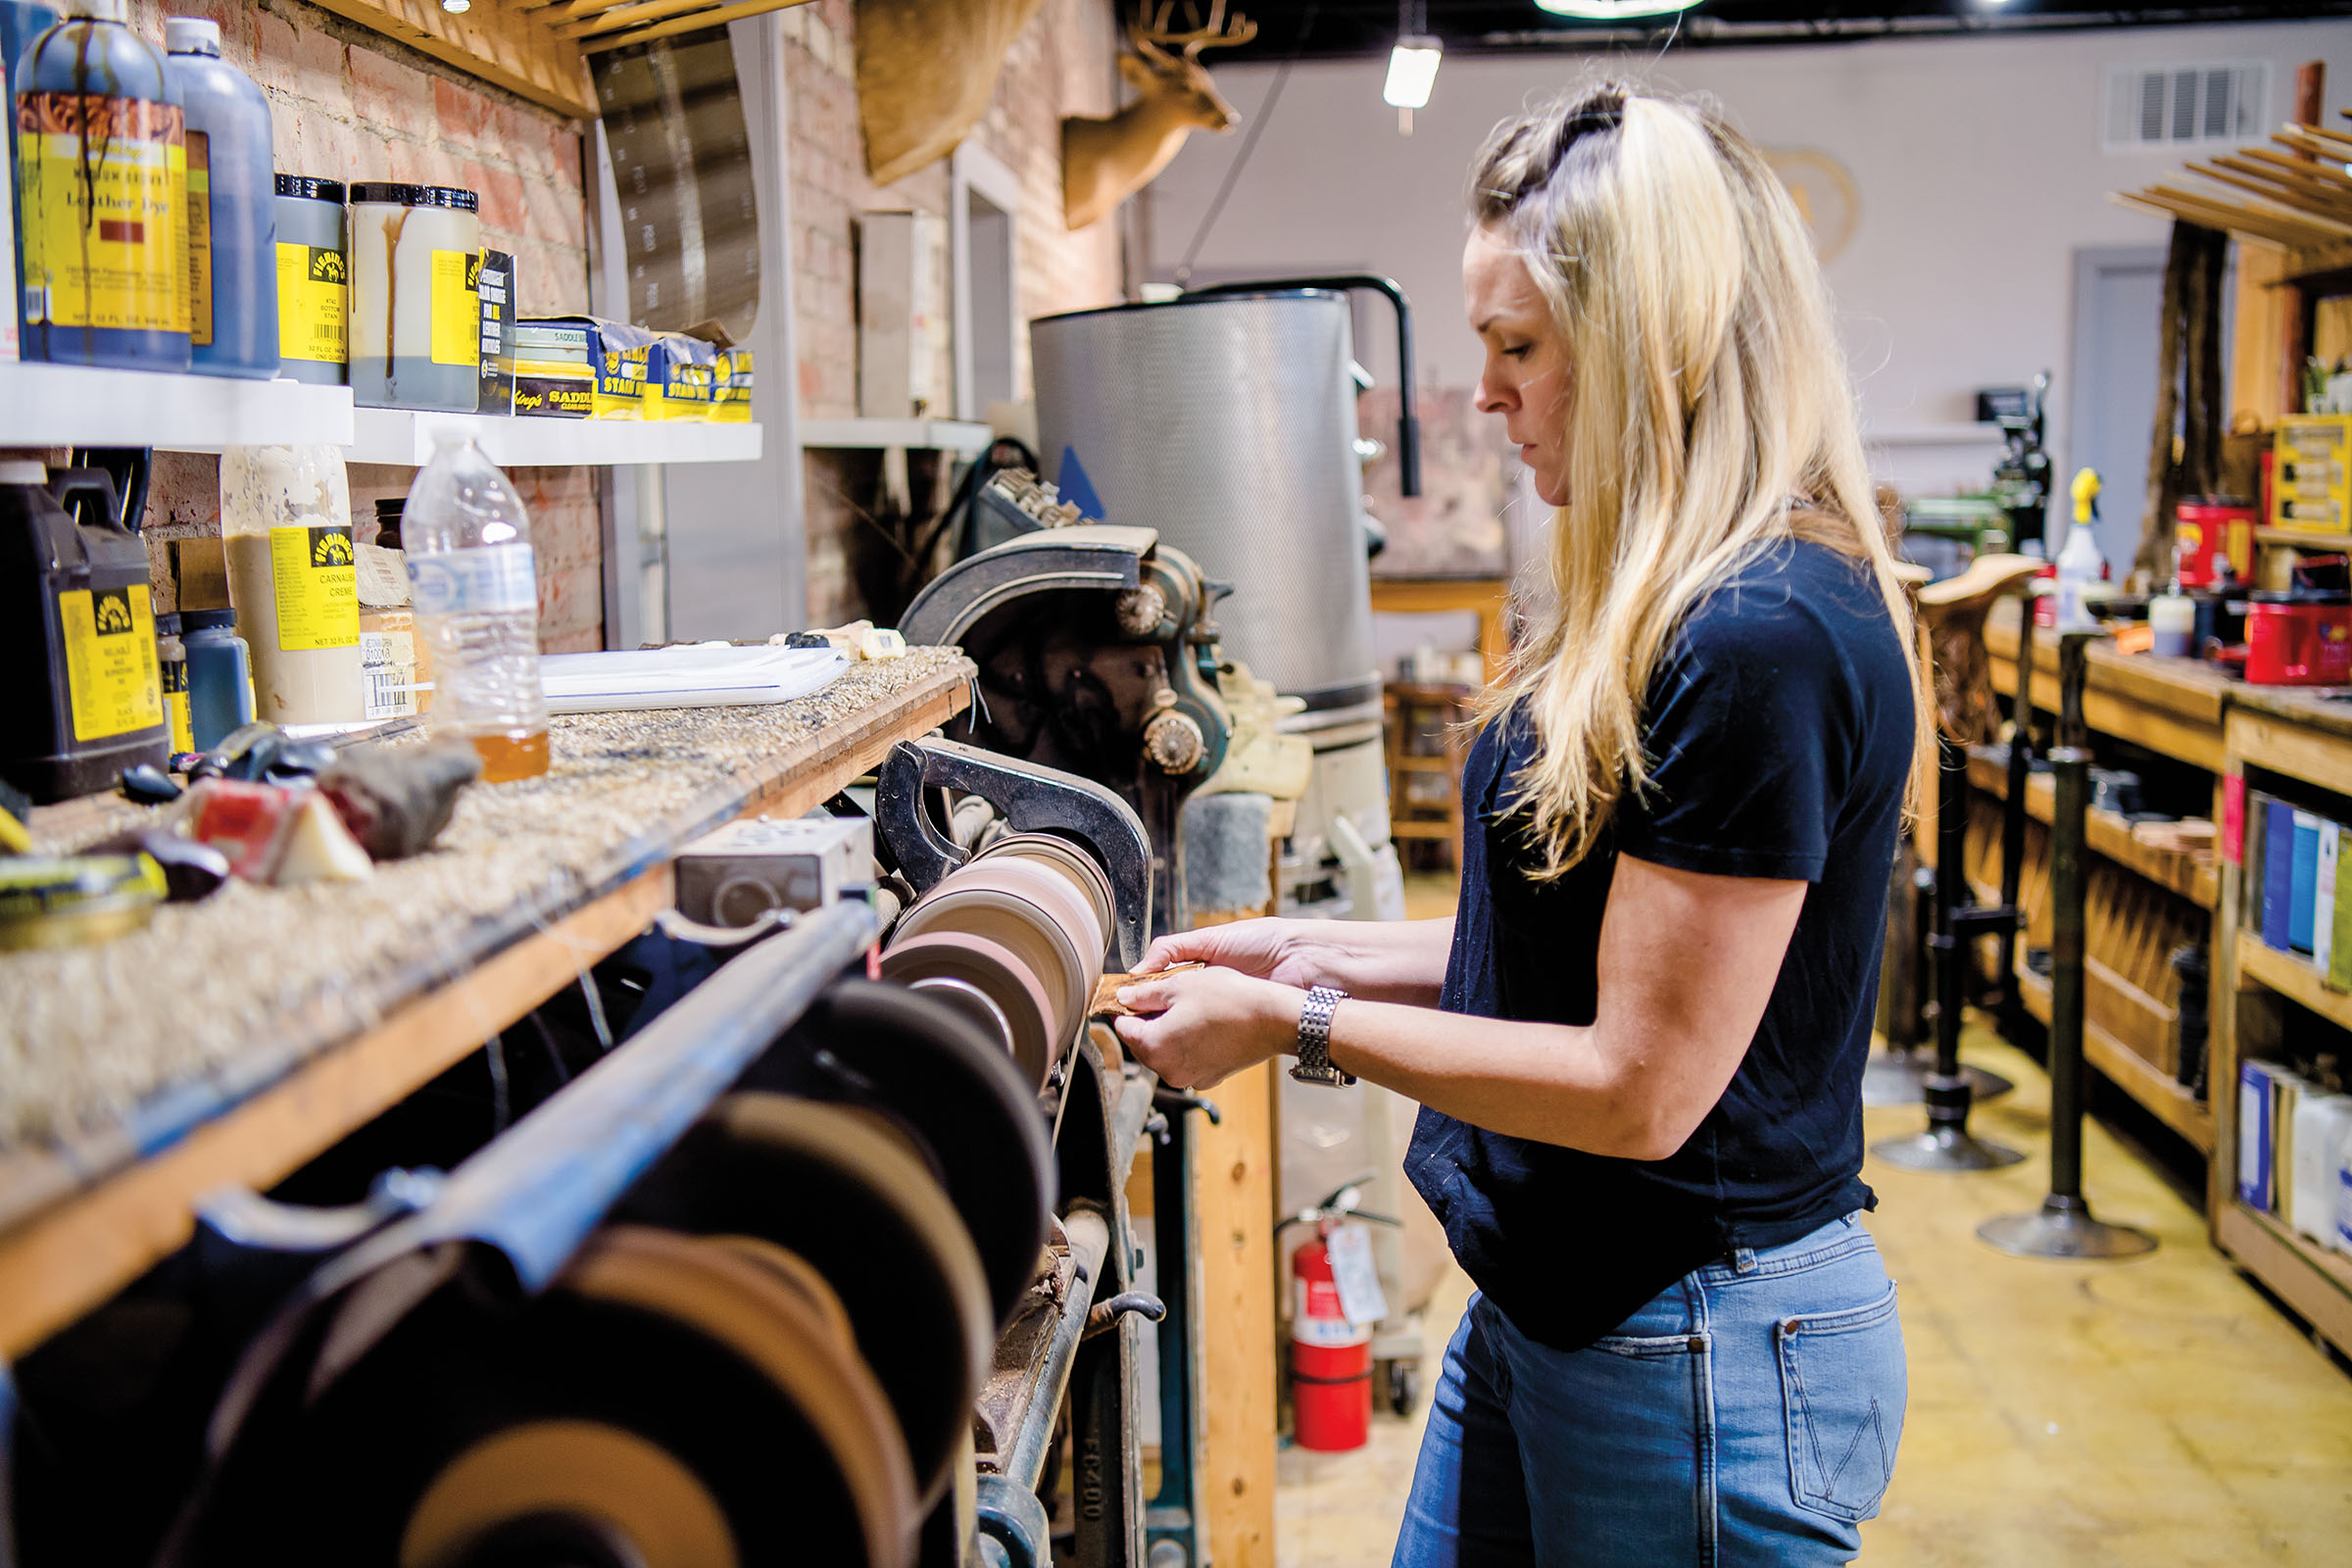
[1291, 984, 1354, 1087]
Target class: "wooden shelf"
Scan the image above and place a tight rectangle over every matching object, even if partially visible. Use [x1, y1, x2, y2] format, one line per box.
[2238, 941, 2352, 1033]
[2256, 525, 2352, 553]
[0, 361, 354, 452]
[0, 660, 969, 1358]
[349, 409, 762, 467]
[2228, 707, 2352, 792]
[1965, 752, 2218, 908]
[2011, 963, 2215, 1154]
[2217, 1200, 2352, 1359]
[1984, 607, 2230, 772]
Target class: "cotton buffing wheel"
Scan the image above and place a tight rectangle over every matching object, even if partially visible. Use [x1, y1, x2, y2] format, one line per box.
[756, 979, 1055, 1327]
[171, 1227, 916, 1568]
[611, 1094, 995, 1511]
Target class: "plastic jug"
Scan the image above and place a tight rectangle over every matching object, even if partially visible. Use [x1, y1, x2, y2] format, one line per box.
[163, 16, 277, 379]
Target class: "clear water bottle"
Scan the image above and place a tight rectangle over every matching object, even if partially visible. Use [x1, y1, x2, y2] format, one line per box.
[402, 436, 548, 781]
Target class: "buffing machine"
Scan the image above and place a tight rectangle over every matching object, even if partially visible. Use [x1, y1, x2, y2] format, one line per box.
[6, 739, 1195, 1568]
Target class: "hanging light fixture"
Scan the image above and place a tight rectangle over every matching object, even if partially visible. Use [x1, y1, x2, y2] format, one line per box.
[1384, 1, 1440, 134]
[1534, 0, 1700, 18]
[440, 0, 470, 12]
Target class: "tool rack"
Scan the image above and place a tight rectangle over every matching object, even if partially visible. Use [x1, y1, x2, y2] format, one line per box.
[0, 651, 1209, 1564]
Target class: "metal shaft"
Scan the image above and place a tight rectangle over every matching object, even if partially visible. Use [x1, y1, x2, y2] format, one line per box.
[1924, 732, 1974, 1133]
[1002, 1206, 1111, 1493]
[2046, 632, 2093, 1203]
[1996, 595, 2036, 995]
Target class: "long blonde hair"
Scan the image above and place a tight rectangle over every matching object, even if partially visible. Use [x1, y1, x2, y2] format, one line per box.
[1470, 83, 1929, 877]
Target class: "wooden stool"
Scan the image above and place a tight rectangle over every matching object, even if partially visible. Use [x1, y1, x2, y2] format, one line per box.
[1384, 682, 1473, 871]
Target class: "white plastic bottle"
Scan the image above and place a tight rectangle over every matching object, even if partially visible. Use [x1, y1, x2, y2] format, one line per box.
[401, 436, 548, 781]
[2055, 466, 2105, 633]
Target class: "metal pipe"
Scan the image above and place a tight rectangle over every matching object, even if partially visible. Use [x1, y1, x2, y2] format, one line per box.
[2047, 631, 2093, 1202]
[1188, 274, 1422, 497]
[393, 900, 880, 1291]
[1996, 594, 2036, 998]
[1000, 1206, 1112, 1494]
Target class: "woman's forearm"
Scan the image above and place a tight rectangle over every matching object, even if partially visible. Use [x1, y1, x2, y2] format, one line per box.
[1321, 1000, 1673, 1158]
[1294, 916, 1454, 1004]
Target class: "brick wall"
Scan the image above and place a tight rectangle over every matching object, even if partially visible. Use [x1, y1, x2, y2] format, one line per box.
[125, 0, 602, 652]
[109, 0, 1128, 646]
[782, 0, 1127, 625]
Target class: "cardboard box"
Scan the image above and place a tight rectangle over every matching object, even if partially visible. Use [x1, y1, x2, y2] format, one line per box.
[475, 250, 515, 416]
[647, 332, 719, 420]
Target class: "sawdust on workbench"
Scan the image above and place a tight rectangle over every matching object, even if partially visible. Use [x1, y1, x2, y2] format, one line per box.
[0, 650, 969, 1168]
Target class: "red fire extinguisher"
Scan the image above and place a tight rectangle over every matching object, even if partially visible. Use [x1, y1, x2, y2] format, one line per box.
[1291, 1222, 1373, 1452]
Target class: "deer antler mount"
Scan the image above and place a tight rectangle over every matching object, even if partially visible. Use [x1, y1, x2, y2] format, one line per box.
[1062, 1, 1257, 231]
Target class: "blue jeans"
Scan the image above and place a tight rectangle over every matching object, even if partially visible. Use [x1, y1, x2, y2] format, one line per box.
[1393, 1214, 1905, 1567]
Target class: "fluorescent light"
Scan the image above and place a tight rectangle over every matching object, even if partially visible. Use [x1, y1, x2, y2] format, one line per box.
[1384, 36, 1442, 110]
[1534, 0, 1699, 18]
[440, 0, 469, 11]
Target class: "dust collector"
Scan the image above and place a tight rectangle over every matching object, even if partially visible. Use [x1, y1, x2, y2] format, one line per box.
[1030, 279, 1422, 915]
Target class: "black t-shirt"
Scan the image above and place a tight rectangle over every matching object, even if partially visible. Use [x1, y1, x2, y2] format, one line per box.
[1403, 537, 1913, 1351]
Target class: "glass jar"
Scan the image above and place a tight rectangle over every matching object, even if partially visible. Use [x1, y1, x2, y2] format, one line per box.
[347, 183, 480, 412]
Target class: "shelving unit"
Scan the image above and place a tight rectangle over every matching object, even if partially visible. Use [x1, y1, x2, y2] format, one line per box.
[799, 416, 996, 455]
[348, 408, 763, 467]
[2256, 525, 2352, 554]
[1975, 605, 2226, 1149]
[2216, 700, 2352, 1358]
[0, 361, 354, 452]
[0, 363, 765, 468]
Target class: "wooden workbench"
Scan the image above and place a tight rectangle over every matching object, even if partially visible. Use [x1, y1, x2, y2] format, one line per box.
[0, 651, 971, 1358]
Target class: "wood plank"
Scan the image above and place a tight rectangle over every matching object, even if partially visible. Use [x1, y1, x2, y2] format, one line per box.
[2227, 709, 2352, 793]
[1965, 754, 2219, 908]
[0, 669, 968, 1357]
[308, 0, 597, 119]
[0, 868, 667, 1357]
[1196, 1061, 1277, 1568]
[2239, 940, 2352, 1035]
[2010, 963, 2215, 1153]
[2217, 1200, 2352, 1360]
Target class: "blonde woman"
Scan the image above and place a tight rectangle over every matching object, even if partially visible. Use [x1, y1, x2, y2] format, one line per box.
[1113, 83, 1924, 1564]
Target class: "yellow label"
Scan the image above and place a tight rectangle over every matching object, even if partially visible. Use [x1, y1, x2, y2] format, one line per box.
[430, 249, 479, 368]
[161, 656, 192, 753]
[60, 585, 164, 742]
[185, 130, 212, 347]
[269, 525, 360, 651]
[18, 91, 188, 333]
[275, 242, 348, 366]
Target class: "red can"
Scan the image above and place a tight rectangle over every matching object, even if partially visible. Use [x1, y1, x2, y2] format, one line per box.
[2244, 592, 2352, 686]
[2176, 497, 2256, 589]
[1291, 1237, 1372, 1451]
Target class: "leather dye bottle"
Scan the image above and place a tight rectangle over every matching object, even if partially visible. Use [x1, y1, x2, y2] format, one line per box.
[0, 462, 171, 803]
[14, 0, 191, 370]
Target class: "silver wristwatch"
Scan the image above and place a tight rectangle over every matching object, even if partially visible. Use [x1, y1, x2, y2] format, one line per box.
[1291, 985, 1354, 1088]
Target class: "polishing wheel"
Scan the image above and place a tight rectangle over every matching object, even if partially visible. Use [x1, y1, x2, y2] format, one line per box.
[611, 1094, 994, 1510]
[878, 929, 1058, 1087]
[177, 1227, 915, 1568]
[769, 979, 1055, 1327]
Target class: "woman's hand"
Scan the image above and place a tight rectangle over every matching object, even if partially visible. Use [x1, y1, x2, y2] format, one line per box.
[1136, 918, 1315, 989]
[1110, 966, 1304, 1092]
[1137, 914, 1457, 1006]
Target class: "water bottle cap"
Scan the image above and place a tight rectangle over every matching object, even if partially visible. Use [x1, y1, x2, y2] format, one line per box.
[164, 17, 220, 54]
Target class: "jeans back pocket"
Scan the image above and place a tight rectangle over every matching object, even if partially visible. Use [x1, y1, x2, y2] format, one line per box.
[1777, 1285, 1904, 1524]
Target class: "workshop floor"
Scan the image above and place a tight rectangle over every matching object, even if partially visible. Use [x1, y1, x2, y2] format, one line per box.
[1273, 1019, 2352, 1566]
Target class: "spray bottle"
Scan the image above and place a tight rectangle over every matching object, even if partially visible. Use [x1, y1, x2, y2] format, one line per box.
[2055, 467, 2105, 634]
